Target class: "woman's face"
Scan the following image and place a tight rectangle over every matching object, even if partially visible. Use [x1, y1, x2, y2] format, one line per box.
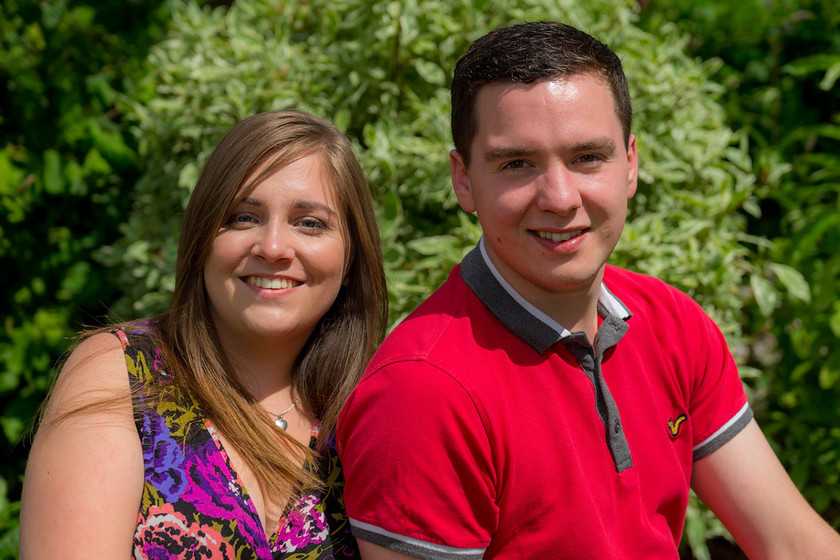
[203, 153, 348, 352]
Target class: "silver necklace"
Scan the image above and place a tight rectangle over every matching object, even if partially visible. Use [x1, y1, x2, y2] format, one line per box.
[266, 399, 299, 430]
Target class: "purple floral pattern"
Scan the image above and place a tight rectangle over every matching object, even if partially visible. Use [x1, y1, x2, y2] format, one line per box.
[139, 410, 188, 503]
[117, 324, 358, 560]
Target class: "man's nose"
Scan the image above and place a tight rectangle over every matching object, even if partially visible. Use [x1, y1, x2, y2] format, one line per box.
[536, 165, 582, 215]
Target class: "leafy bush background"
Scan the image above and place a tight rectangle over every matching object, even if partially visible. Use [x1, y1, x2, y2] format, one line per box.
[2, 0, 838, 558]
[636, 0, 840, 530]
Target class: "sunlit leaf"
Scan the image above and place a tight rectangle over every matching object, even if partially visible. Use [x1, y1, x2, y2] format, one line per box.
[750, 272, 778, 317]
[767, 262, 811, 303]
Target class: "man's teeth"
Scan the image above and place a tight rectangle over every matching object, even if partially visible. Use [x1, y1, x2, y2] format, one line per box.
[537, 229, 583, 242]
[246, 277, 300, 289]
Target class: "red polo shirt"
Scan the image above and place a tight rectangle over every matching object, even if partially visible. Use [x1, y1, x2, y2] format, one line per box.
[337, 243, 751, 559]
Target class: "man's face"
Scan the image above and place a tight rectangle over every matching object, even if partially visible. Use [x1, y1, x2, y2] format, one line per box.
[450, 73, 638, 319]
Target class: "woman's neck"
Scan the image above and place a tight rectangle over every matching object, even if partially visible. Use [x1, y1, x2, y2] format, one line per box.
[217, 334, 305, 402]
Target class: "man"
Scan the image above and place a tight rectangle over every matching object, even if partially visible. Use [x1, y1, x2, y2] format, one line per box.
[337, 21, 840, 559]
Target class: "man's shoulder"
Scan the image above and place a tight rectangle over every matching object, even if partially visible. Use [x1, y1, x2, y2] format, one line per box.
[366, 264, 495, 374]
[604, 263, 668, 289]
[603, 264, 717, 343]
[604, 264, 695, 309]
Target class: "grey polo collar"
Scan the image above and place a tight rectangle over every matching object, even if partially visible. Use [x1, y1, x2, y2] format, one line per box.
[459, 238, 632, 354]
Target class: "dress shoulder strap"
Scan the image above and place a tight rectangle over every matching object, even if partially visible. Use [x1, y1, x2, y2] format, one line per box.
[111, 322, 170, 388]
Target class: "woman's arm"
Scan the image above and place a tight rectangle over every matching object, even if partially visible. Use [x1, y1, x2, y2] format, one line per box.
[20, 332, 145, 559]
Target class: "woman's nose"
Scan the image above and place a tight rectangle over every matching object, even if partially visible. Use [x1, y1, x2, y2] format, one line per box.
[251, 222, 294, 262]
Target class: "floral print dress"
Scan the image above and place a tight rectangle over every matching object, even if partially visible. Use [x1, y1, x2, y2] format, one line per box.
[115, 324, 359, 559]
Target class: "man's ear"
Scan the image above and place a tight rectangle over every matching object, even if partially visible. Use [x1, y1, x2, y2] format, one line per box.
[450, 149, 476, 213]
[626, 134, 639, 200]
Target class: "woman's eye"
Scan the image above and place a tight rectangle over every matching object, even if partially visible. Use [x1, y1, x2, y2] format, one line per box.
[298, 217, 327, 231]
[225, 213, 256, 227]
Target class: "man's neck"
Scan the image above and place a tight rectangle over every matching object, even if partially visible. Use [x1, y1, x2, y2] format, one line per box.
[537, 285, 602, 344]
[477, 239, 604, 343]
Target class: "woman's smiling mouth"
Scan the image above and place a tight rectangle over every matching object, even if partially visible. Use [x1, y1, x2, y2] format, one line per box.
[244, 276, 302, 289]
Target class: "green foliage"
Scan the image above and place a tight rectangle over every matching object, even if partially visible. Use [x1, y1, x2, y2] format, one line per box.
[113, 0, 760, 333]
[8, 0, 837, 558]
[0, 0, 172, 555]
[638, 0, 840, 543]
[111, 6, 763, 557]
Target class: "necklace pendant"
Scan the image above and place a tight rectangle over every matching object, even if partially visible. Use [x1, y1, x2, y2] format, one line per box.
[265, 398, 298, 431]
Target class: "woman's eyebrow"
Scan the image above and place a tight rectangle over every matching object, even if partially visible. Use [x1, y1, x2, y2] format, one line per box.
[235, 198, 336, 217]
[239, 196, 261, 207]
[294, 200, 338, 216]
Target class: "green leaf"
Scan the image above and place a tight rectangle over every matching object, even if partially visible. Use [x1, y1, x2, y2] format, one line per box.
[406, 235, 459, 257]
[0, 150, 26, 195]
[750, 272, 777, 317]
[818, 363, 840, 390]
[829, 302, 840, 339]
[767, 262, 811, 303]
[683, 502, 711, 560]
[83, 147, 112, 176]
[820, 59, 840, 91]
[0, 416, 26, 444]
[42, 149, 64, 194]
[782, 54, 840, 78]
[413, 59, 446, 86]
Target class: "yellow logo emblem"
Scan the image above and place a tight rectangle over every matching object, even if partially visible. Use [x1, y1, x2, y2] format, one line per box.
[667, 414, 687, 438]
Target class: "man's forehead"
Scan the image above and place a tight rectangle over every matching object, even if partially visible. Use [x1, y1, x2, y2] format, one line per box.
[469, 74, 620, 152]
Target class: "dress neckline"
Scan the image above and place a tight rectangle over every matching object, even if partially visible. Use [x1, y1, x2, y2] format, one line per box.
[203, 418, 321, 546]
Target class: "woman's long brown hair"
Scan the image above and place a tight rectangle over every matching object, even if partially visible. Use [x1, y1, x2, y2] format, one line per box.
[29, 110, 387, 506]
[154, 110, 388, 497]
[38, 110, 386, 508]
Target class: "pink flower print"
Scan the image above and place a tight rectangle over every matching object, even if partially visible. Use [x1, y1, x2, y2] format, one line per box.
[134, 503, 235, 560]
[276, 495, 328, 552]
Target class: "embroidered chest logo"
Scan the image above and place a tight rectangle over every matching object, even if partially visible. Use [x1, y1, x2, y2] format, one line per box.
[667, 414, 688, 439]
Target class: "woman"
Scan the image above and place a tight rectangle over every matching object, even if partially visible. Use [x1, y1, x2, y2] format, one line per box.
[19, 110, 388, 559]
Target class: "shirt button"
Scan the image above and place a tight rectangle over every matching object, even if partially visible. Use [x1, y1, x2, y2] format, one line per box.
[614, 421, 621, 433]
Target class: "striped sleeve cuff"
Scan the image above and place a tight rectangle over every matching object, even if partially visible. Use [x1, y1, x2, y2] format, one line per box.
[692, 402, 754, 461]
[349, 519, 486, 560]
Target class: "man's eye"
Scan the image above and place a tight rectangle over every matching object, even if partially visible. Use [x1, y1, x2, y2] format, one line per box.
[575, 154, 603, 164]
[503, 160, 529, 170]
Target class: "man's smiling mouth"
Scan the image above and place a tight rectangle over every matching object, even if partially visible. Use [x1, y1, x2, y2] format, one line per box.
[536, 229, 584, 242]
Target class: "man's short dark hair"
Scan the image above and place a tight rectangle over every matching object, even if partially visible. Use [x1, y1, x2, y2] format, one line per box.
[451, 21, 632, 166]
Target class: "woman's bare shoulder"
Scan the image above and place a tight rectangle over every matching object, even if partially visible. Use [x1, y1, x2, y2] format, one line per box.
[20, 329, 144, 559]
[47, 331, 129, 414]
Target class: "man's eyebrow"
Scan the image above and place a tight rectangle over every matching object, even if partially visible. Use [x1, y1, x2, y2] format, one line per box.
[483, 147, 540, 162]
[572, 138, 617, 153]
[482, 138, 618, 162]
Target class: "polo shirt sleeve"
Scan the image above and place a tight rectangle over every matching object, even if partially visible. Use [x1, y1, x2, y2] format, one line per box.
[677, 290, 753, 461]
[337, 359, 497, 560]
